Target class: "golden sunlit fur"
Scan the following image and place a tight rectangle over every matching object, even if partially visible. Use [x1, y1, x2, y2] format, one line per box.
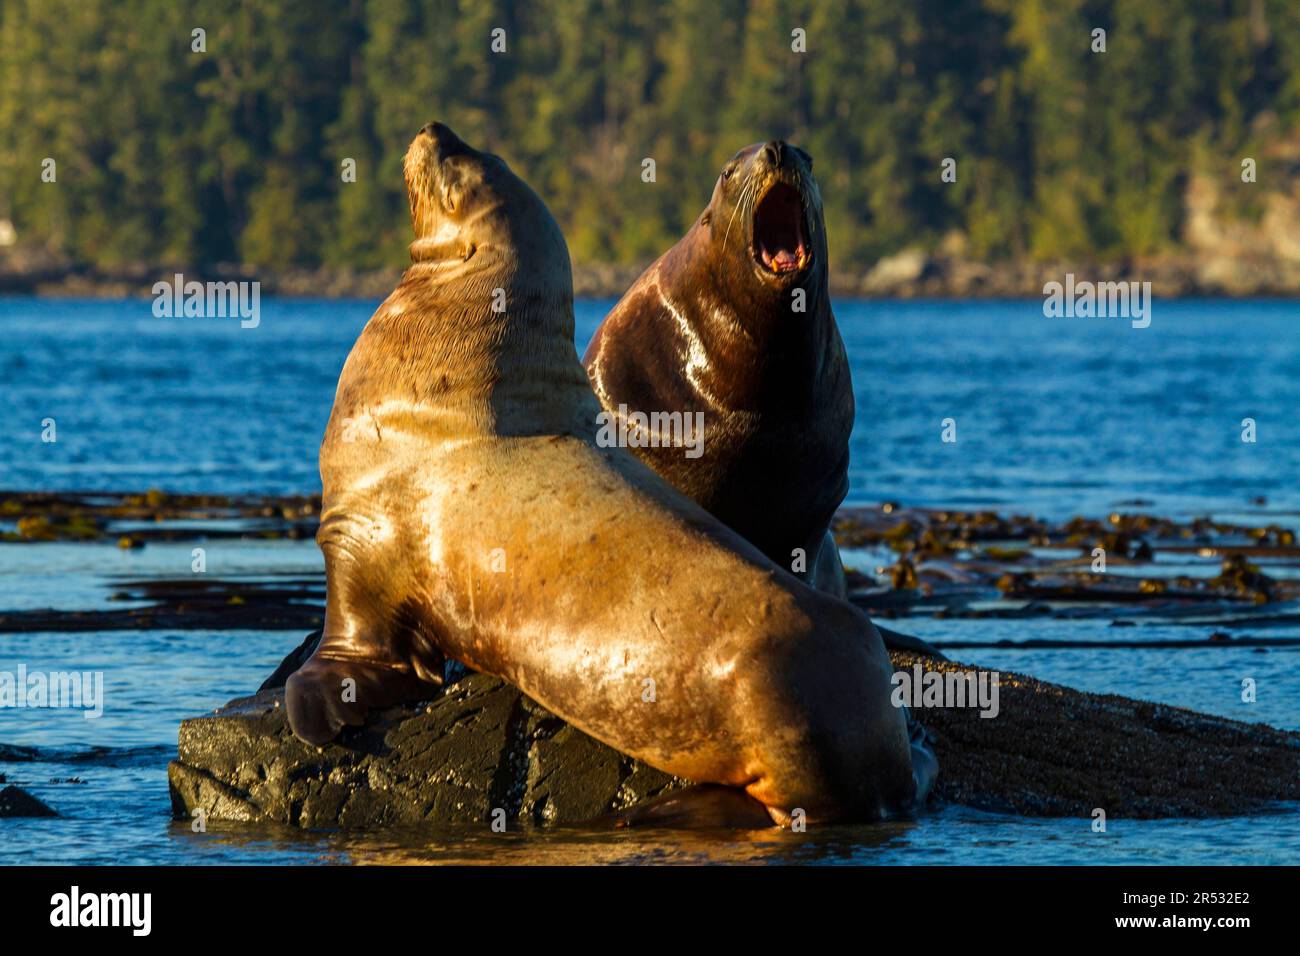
[286, 123, 929, 826]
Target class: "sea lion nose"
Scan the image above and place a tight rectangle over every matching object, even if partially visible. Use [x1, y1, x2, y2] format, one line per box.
[418, 122, 467, 155]
[762, 140, 785, 168]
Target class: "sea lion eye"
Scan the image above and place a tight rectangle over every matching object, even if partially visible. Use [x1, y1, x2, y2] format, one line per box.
[722, 163, 738, 182]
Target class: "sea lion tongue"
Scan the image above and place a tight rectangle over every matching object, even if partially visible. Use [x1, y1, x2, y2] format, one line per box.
[767, 248, 801, 271]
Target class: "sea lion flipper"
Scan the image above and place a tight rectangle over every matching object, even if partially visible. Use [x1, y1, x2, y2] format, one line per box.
[286, 654, 438, 746]
[284, 508, 449, 745]
[904, 706, 939, 813]
[874, 624, 948, 661]
[285, 659, 354, 746]
[809, 530, 849, 598]
[818, 533, 946, 660]
[610, 785, 777, 830]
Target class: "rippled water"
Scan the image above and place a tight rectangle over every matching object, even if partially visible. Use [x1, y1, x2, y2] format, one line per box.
[5, 296, 1299, 518]
[1, 297, 1297, 864]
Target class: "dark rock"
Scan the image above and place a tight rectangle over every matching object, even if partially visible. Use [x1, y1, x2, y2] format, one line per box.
[168, 674, 683, 828]
[171, 630, 1300, 828]
[0, 786, 58, 818]
[0, 744, 40, 762]
[914, 653, 1300, 818]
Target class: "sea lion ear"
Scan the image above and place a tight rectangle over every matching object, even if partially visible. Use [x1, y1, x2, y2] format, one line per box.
[440, 163, 466, 214]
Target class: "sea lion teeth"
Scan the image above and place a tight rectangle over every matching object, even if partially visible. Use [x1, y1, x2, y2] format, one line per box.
[286, 123, 932, 825]
[753, 179, 809, 275]
[770, 248, 798, 271]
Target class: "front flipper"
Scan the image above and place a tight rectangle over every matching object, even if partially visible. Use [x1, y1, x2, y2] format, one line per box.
[286, 654, 440, 746]
[610, 785, 777, 830]
[288, 523, 449, 746]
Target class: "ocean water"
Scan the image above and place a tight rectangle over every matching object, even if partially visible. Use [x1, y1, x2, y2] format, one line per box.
[1, 296, 1297, 865]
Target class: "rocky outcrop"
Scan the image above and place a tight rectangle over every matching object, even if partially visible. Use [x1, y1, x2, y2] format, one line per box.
[168, 646, 1300, 828]
[168, 673, 683, 828]
[0, 786, 59, 818]
[913, 655, 1300, 818]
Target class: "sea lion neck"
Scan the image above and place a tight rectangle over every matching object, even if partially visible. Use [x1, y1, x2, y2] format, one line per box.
[659, 224, 835, 404]
[335, 263, 597, 442]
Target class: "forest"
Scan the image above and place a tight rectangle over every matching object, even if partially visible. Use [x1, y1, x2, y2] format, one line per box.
[1, 0, 1296, 273]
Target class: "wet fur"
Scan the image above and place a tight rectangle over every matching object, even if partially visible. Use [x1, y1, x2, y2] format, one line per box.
[584, 143, 853, 578]
[286, 125, 932, 825]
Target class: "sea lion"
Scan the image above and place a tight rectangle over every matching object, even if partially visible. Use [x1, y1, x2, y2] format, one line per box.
[584, 139, 939, 658]
[586, 139, 849, 595]
[285, 122, 935, 824]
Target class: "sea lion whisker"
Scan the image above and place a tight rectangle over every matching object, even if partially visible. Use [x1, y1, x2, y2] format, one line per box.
[722, 177, 752, 250]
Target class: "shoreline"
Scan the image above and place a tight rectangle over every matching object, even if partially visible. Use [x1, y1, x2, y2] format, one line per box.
[5, 251, 1300, 300]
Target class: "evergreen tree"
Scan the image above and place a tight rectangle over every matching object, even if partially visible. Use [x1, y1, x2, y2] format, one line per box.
[0, 0, 1297, 273]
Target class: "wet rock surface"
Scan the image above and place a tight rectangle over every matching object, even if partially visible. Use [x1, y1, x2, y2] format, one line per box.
[909, 653, 1300, 818]
[168, 673, 684, 828]
[168, 649, 1300, 829]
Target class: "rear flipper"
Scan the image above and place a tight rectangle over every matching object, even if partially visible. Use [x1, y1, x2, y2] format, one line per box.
[903, 705, 938, 814]
[811, 532, 947, 660]
[808, 530, 849, 599]
[286, 653, 442, 746]
[609, 784, 777, 830]
[875, 624, 948, 661]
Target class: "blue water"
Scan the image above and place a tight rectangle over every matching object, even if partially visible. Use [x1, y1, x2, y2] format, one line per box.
[1, 296, 1298, 865]
[5, 297, 1298, 519]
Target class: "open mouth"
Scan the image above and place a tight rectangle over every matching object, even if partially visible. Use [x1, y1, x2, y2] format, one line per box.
[752, 182, 811, 275]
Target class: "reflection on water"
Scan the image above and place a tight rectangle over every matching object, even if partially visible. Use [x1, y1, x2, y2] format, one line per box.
[175, 820, 909, 866]
[159, 806, 1300, 866]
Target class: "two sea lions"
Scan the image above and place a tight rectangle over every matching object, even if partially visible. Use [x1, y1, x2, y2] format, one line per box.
[584, 140, 939, 657]
[286, 123, 934, 824]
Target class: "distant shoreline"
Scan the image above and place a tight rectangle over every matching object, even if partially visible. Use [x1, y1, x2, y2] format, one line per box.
[5, 249, 1300, 300]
